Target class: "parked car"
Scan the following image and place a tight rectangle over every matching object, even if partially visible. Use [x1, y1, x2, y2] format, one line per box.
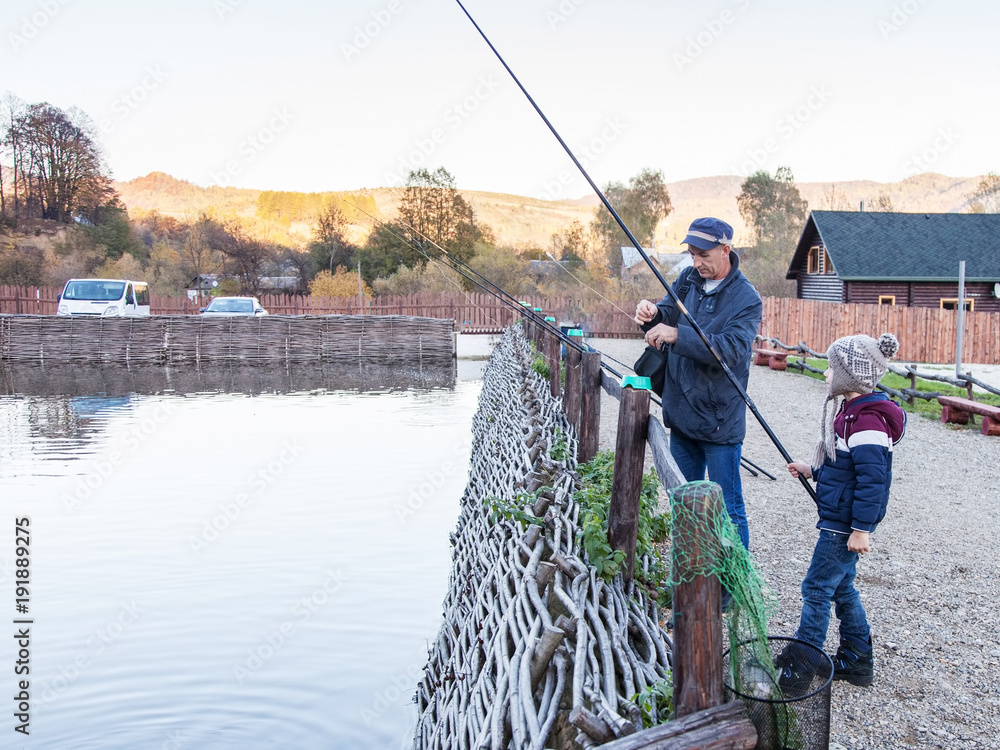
[57, 279, 151, 317]
[199, 297, 268, 316]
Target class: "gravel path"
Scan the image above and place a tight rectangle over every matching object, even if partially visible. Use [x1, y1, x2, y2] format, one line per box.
[590, 337, 1000, 750]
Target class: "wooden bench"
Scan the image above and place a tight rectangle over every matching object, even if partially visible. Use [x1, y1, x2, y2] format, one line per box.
[752, 347, 789, 371]
[937, 395, 1000, 436]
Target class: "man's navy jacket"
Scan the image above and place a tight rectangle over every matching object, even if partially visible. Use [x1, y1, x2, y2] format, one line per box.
[649, 252, 762, 445]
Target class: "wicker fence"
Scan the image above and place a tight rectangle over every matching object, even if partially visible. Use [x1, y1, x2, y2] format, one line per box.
[0, 315, 454, 365]
[3, 285, 998, 364]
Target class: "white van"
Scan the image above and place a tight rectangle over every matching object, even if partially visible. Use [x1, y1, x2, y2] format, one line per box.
[57, 279, 151, 317]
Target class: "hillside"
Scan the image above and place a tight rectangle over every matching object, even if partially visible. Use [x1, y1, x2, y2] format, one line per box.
[114, 172, 984, 250]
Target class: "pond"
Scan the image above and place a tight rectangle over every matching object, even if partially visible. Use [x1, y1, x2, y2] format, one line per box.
[0, 362, 482, 749]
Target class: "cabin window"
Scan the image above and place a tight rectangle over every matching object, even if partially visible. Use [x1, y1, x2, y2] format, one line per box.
[824, 252, 836, 274]
[807, 246, 820, 274]
[878, 295, 895, 306]
[940, 298, 974, 311]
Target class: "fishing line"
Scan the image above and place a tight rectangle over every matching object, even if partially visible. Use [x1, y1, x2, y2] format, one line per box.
[454, 0, 815, 501]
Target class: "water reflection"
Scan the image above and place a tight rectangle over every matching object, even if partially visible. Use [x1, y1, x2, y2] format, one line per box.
[0, 360, 476, 749]
[0, 360, 456, 397]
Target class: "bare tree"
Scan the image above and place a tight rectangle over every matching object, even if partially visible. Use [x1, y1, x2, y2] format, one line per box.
[217, 219, 274, 295]
[1, 98, 113, 224]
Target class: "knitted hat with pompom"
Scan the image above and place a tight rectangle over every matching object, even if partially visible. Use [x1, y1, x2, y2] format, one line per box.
[813, 333, 900, 466]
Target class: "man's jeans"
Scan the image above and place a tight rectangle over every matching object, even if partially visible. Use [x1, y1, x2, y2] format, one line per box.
[669, 431, 750, 549]
[795, 529, 871, 653]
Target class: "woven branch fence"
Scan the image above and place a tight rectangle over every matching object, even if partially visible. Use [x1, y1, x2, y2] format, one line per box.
[415, 328, 673, 750]
[0, 315, 454, 365]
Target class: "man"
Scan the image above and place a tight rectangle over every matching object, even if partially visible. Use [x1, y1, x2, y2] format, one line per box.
[634, 217, 762, 549]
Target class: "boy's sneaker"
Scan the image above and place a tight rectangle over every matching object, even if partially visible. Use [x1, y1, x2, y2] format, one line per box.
[832, 642, 874, 687]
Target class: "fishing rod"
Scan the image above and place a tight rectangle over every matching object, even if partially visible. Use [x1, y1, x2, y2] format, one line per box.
[454, 0, 814, 501]
[353, 201, 772, 478]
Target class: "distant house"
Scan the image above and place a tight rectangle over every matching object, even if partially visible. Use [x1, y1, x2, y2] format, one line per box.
[620, 246, 663, 280]
[786, 211, 1000, 312]
[186, 274, 220, 300]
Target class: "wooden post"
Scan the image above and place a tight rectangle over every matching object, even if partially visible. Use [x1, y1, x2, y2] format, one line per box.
[608, 377, 651, 581]
[671, 481, 725, 719]
[579, 350, 602, 463]
[544, 316, 560, 398]
[564, 330, 583, 428]
[533, 308, 543, 349]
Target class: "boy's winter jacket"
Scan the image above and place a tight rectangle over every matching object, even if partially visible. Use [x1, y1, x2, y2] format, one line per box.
[812, 392, 907, 534]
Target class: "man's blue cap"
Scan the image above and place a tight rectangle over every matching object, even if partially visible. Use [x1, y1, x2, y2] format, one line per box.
[682, 217, 733, 251]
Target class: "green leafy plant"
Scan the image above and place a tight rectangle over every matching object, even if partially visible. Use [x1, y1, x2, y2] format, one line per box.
[484, 494, 545, 527]
[531, 354, 550, 379]
[575, 451, 671, 605]
[633, 677, 674, 727]
[549, 428, 569, 461]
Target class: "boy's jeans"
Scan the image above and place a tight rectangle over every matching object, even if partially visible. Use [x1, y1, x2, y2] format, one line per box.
[669, 431, 750, 549]
[796, 529, 872, 653]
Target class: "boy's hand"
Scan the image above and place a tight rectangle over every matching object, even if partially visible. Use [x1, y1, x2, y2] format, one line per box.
[848, 530, 870, 554]
[786, 461, 812, 480]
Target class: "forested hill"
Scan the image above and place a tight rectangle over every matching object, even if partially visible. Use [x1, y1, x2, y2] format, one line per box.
[114, 171, 982, 249]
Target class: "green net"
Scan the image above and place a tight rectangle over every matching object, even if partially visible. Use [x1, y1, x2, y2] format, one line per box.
[669, 480, 812, 748]
[668, 480, 776, 655]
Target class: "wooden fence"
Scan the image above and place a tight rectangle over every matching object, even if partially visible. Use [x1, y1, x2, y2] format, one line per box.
[760, 297, 1000, 366]
[3, 285, 999, 364]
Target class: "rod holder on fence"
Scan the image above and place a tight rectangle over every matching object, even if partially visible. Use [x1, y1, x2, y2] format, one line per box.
[671, 482, 725, 718]
[608, 376, 651, 582]
[544, 316, 560, 398]
[563, 329, 583, 428]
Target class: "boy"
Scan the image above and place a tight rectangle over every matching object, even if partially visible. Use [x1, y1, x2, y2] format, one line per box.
[785, 333, 906, 687]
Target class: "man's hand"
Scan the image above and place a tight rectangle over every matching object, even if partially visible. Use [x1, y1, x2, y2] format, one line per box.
[847, 530, 870, 554]
[786, 461, 812, 480]
[644, 323, 677, 349]
[634, 299, 658, 324]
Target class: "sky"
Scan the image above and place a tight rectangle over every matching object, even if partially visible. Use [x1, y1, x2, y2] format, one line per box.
[3, 0, 998, 200]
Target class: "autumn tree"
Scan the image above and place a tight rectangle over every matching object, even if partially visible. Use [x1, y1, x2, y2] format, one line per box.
[309, 268, 372, 298]
[1, 99, 115, 224]
[967, 172, 1000, 213]
[308, 200, 355, 273]
[357, 221, 425, 285]
[590, 168, 672, 277]
[397, 167, 482, 263]
[737, 166, 809, 297]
